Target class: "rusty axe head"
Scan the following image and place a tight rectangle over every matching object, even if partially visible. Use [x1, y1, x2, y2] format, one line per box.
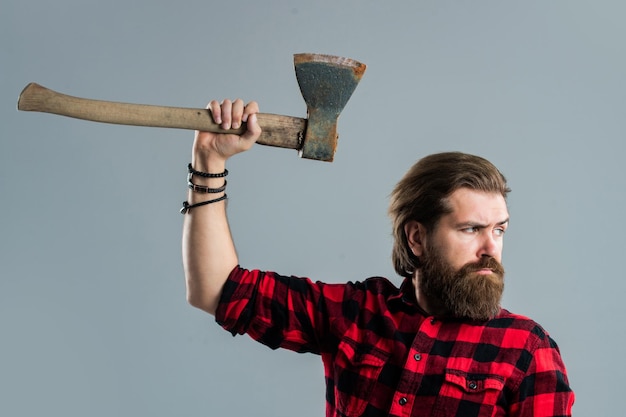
[294, 53, 366, 162]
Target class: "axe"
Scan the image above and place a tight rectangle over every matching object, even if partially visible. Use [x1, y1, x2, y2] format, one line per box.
[17, 53, 366, 162]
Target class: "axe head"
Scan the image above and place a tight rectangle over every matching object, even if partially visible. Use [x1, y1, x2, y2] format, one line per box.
[294, 53, 366, 162]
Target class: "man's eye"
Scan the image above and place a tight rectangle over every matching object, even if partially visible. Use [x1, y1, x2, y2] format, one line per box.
[494, 228, 506, 236]
[463, 227, 479, 233]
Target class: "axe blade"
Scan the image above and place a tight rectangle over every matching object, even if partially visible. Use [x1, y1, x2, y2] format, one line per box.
[294, 53, 367, 162]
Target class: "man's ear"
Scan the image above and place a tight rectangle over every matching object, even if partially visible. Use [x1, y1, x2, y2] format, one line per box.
[404, 221, 426, 257]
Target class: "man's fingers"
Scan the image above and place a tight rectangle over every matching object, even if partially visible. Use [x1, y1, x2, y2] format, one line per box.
[240, 113, 261, 143]
[241, 101, 260, 142]
[230, 99, 245, 129]
[208, 100, 222, 125]
[207, 99, 259, 136]
[242, 101, 259, 121]
[219, 99, 233, 129]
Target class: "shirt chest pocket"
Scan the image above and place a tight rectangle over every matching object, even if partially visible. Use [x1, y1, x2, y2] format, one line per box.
[433, 370, 506, 417]
[333, 340, 389, 417]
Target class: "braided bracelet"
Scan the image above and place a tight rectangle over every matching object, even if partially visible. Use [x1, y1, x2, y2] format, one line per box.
[180, 194, 228, 214]
[188, 163, 228, 178]
[188, 179, 227, 193]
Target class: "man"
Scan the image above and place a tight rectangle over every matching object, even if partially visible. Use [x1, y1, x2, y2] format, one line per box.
[182, 99, 575, 416]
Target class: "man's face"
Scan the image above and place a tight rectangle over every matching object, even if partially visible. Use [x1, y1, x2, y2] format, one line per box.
[406, 188, 510, 320]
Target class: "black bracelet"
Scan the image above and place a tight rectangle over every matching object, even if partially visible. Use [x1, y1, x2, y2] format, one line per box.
[188, 179, 227, 193]
[180, 194, 228, 214]
[188, 163, 228, 178]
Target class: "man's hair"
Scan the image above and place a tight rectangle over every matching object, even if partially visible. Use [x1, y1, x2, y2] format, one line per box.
[389, 152, 511, 278]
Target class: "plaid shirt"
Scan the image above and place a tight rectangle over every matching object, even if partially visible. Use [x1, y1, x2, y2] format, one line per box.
[216, 266, 574, 417]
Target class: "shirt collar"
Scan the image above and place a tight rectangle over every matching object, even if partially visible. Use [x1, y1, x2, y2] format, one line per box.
[388, 277, 431, 316]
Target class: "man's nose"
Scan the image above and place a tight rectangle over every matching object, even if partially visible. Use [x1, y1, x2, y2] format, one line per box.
[478, 233, 500, 258]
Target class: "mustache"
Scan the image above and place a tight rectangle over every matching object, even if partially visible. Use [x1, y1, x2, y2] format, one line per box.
[461, 257, 505, 275]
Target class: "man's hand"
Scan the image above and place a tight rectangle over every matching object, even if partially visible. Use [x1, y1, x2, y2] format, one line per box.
[192, 99, 261, 168]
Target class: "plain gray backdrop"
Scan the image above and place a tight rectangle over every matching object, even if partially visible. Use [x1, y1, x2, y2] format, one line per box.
[2, 1, 624, 416]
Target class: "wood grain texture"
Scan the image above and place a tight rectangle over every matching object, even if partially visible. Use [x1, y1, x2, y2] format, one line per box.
[18, 83, 305, 150]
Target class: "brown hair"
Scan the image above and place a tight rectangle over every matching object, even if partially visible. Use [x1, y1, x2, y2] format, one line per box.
[389, 152, 511, 278]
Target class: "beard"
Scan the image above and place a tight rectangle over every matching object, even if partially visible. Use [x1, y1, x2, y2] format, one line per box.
[418, 243, 505, 321]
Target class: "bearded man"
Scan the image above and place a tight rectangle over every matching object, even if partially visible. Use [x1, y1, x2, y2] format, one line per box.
[182, 99, 575, 416]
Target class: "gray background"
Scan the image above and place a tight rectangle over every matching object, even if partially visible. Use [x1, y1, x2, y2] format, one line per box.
[2, 1, 624, 416]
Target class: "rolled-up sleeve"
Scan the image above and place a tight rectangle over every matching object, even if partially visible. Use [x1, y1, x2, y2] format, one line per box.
[215, 266, 345, 354]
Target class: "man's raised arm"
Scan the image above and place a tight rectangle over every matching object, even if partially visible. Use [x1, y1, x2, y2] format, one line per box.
[182, 99, 261, 315]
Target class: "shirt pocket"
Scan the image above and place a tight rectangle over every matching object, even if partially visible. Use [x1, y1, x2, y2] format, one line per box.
[433, 369, 505, 417]
[333, 340, 389, 417]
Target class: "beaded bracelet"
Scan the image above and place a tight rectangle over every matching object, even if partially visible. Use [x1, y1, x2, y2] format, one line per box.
[180, 194, 228, 214]
[188, 163, 228, 178]
[188, 179, 227, 193]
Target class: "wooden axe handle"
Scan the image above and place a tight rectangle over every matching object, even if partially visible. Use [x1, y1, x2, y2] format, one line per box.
[17, 83, 305, 150]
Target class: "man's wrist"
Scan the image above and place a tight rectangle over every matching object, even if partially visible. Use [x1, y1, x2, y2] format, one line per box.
[185, 162, 228, 205]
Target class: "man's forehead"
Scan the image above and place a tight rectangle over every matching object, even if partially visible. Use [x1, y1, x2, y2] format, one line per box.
[445, 188, 509, 222]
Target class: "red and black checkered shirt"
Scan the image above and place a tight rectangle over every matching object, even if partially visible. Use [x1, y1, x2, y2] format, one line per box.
[215, 266, 574, 417]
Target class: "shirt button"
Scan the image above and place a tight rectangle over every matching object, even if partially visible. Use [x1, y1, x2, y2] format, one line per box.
[468, 381, 478, 390]
[399, 397, 408, 406]
[413, 353, 422, 361]
[430, 318, 437, 324]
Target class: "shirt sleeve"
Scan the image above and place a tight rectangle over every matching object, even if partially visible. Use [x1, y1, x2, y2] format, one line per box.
[214, 266, 348, 354]
[510, 332, 575, 417]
